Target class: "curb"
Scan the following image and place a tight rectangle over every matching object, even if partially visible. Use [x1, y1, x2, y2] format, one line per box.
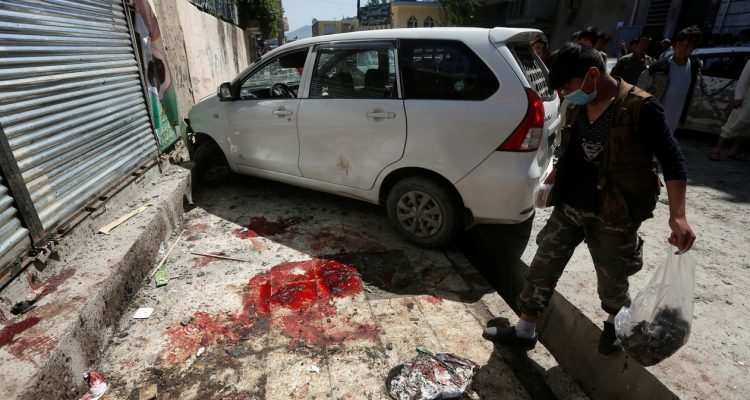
[16, 166, 192, 400]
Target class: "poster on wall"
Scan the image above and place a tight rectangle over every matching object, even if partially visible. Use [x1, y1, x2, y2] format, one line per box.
[134, 0, 180, 151]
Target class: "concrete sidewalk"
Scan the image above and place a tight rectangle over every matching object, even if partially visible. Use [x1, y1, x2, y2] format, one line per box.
[91, 177, 586, 399]
[0, 163, 191, 400]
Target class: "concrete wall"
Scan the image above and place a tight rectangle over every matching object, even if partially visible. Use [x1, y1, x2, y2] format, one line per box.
[151, 0, 253, 116]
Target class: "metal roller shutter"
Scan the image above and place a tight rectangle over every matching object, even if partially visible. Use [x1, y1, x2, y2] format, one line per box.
[0, 174, 30, 273]
[0, 0, 158, 233]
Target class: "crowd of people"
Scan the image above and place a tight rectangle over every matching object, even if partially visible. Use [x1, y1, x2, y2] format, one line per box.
[530, 25, 748, 161]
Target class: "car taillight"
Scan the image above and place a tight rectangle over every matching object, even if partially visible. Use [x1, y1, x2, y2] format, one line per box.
[497, 88, 544, 152]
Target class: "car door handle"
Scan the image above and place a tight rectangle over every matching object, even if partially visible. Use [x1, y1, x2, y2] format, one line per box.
[273, 109, 293, 116]
[367, 112, 395, 119]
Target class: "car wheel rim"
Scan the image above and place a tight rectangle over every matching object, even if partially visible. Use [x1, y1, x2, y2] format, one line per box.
[396, 190, 443, 238]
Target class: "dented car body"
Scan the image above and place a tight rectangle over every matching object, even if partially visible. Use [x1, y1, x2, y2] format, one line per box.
[186, 28, 559, 247]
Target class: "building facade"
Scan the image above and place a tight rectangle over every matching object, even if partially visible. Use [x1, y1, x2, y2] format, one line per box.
[357, 0, 442, 31]
[312, 17, 359, 36]
[475, 0, 750, 56]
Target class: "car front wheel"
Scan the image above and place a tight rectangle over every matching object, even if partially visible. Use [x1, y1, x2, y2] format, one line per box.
[386, 176, 463, 248]
[193, 140, 230, 184]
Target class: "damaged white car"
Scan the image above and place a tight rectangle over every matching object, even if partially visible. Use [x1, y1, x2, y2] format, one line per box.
[186, 28, 559, 247]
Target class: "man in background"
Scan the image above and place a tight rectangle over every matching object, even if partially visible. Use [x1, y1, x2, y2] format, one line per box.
[611, 36, 655, 85]
[638, 26, 703, 134]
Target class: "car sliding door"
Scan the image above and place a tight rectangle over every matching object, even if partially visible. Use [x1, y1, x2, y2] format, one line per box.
[297, 42, 406, 190]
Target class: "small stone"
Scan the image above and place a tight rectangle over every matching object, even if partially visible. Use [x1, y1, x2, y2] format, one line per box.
[180, 317, 192, 326]
[138, 384, 158, 400]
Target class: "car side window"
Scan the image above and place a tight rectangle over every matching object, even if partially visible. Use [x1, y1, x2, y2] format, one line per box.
[399, 39, 499, 100]
[702, 54, 750, 80]
[240, 49, 307, 99]
[309, 46, 397, 99]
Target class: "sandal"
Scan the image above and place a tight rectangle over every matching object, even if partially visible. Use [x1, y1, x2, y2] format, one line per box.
[708, 152, 720, 161]
[728, 153, 746, 161]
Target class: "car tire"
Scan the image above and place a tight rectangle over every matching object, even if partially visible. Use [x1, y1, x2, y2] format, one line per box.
[386, 176, 463, 248]
[193, 140, 230, 184]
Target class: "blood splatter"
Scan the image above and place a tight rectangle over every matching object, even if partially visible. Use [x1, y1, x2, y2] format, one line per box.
[0, 317, 41, 348]
[425, 296, 444, 305]
[162, 255, 378, 364]
[5, 336, 57, 365]
[192, 223, 209, 233]
[192, 255, 215, 267]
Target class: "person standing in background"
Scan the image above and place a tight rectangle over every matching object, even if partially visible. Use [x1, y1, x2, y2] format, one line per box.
[709, 59, 750, 161]
[638, 26, 703, 134]
[611, 36, 655, 85]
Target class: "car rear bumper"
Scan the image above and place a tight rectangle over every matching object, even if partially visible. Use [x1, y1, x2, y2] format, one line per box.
[455, 152, 550, 224]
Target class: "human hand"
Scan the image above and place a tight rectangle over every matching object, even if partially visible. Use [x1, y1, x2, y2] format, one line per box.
[731, 99, 743, 108]
[668, 216, 696, 254]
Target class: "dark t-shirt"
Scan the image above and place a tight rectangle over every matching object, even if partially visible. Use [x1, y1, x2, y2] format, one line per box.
[561, 94, 687, 212]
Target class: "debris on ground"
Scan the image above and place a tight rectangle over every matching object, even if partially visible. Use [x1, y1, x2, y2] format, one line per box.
[132, 308, 154, 319]
[190, 251, 248, 262]
[149, 230, 184, 278]
[154, 267, 169, 287]
[98, 204, 151, 234]
[386, 347, 479, 400]
[79, 370, 107, 400]
[616, 307, 691, 366]
[196, 346, 205, 357]
[10, 300, 37, 315]
[138, 383, 158, 400]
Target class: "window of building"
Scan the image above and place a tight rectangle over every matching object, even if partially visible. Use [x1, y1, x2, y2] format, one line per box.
[424, 16, 435, 28]
[399, 39, 499, 100]
[407, 16, 418, 28]
[310, 45, 397, 99]
[324, 24, 336, 35]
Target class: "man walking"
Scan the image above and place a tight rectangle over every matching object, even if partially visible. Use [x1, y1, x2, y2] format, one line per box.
[611, 36, 654, 85]
[483, 44, 696, 355]
[638, 26, 703, 134]
[709, 59, 750, 161]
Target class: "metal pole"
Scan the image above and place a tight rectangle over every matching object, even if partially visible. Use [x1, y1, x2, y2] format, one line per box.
[0, 123, 46, 244]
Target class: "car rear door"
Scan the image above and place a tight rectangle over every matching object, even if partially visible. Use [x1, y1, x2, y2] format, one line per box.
[297, 42, 406, 189]
[491, 29, 560, 169]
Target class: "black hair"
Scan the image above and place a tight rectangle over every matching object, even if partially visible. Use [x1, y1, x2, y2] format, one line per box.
[548, 43, 605, 89]
[636, 35, 652, 42]
[598, 31, 611, 40]
[577, 28, 599, 43]
[675, 25, 702, 45]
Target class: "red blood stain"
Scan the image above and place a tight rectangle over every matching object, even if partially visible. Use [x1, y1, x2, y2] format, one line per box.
[25, 269, 75, 302]
[192, 223, 209, 233]
[402, 300, 416, 312]
[425, 296, 444, 305]
[6, 336, 57, 365]
[192, 255, 215, 267]
[162, 256, 378, 363]
[186, 235, 200, 242]
[0, 317, 41, 348]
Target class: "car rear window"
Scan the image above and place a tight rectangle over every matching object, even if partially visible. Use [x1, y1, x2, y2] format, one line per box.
[399, 39, 499, 100]
[508, 43, 555, 101]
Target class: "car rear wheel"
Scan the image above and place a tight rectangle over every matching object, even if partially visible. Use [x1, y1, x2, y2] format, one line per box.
[193, 140, 230, 184]
[386, 176, 463, 248]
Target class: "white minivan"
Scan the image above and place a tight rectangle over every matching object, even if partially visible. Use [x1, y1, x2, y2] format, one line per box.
[186, 28, 560, 247]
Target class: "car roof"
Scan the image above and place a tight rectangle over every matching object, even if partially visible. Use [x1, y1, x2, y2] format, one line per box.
[692, 46, 750, 55]
[261, 27, 541, 59]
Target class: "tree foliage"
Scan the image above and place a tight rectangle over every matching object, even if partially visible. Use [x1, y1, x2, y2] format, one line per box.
[438, 0, 479, 27]
[236, 0, 282, 37]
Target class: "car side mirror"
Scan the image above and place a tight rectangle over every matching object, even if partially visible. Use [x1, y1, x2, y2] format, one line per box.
[217, 82, 234, 101]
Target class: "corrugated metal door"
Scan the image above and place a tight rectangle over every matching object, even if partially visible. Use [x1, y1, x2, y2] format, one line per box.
[0, 0, 158, 233]
[0, 173, 30, 273]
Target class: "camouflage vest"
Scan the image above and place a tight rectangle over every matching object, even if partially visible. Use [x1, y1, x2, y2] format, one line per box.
[550, 82, 661, 225]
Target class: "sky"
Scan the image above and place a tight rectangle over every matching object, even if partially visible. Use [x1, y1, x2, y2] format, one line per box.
[283, 0, 357, 31]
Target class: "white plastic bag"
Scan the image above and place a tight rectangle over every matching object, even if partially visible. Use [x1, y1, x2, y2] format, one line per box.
[533, 164, 555, 209]
[615, 246, 696, 366]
